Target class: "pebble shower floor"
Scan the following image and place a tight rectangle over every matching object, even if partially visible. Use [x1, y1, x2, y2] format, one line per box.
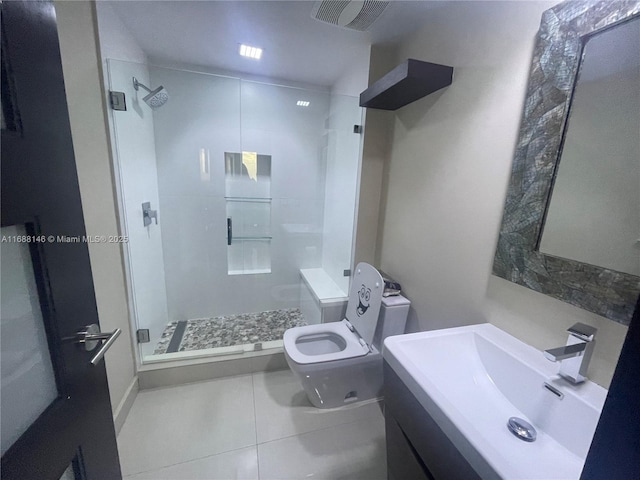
[154, 308, 307, 354]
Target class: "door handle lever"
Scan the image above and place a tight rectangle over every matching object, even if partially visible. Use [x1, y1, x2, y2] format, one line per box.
[75, 324, 122, 366]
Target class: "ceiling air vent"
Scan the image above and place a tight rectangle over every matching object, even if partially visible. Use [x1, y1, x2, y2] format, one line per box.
[311, 1, 390, 31]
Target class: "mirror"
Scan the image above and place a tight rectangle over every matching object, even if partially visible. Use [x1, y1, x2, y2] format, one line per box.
[539, 18, 640, 277]
[493, 1, 640, 325]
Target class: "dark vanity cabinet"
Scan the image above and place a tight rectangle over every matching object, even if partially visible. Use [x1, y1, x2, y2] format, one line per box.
[384, 362, 481, 480]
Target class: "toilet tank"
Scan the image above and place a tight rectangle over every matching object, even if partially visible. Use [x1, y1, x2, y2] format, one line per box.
[373, 294, 410, 349]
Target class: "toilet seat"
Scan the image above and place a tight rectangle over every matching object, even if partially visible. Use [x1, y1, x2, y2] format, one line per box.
[283, 320, 370, 365]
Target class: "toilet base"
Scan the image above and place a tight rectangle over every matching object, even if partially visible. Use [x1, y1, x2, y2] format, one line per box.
[285, 349, 383, 409]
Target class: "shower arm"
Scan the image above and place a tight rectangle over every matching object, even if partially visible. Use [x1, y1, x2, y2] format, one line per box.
[133, 77, 152, 94]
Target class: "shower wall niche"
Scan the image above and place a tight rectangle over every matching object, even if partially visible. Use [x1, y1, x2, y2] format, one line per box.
[224, 152, 272, 275]
[107, 60, 363, 361]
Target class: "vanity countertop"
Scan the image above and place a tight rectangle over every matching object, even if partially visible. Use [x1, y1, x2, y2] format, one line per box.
[383, 323, 607, 479]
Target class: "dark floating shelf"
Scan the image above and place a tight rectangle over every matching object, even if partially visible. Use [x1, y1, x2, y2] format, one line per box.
[359, 59, 453, 111]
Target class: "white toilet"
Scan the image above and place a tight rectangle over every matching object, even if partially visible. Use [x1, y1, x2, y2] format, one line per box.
[284, 263, 410, 409]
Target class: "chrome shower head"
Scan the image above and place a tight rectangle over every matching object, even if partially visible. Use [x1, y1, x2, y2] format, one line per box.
[133, 77, 169, 109]
[143, 87, 169, 108]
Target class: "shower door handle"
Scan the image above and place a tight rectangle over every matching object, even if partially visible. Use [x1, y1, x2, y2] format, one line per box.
[227, 217, 232, 245]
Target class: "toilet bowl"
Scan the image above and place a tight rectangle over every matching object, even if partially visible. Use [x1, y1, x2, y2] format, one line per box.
[284, 263, 410, 408]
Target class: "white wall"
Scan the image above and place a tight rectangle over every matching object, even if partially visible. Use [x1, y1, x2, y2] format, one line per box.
[366, 1, 627, 388]
[96, 3, 170, 359]
[94, 2, 146, 64]
[486, 276, 628, 390]
[331, 44, 371, 97]
[354, 45, 396, 269]
[151, 66, 331, 320]
[54, 1, 137, 430]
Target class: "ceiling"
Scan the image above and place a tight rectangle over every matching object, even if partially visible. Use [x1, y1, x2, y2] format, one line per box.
[108, 1, 440, 88]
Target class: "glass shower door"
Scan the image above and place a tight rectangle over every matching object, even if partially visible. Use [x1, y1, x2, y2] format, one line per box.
[107, 59, 363, 363]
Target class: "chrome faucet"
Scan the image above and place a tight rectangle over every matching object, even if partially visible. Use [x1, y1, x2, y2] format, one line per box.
[544, 323, 597, 384]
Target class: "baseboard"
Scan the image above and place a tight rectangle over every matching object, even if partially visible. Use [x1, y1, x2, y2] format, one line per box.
[138, 351, 288, 390]
[113, 375, 138, 435]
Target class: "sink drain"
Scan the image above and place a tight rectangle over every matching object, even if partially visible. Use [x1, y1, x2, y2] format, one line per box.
[507, 417, 537, 442]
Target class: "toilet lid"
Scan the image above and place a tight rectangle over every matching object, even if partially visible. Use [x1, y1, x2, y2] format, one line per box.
[345, 263, 383, 346]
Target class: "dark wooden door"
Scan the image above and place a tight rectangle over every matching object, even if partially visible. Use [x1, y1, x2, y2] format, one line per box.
[1, 1, 122, 478]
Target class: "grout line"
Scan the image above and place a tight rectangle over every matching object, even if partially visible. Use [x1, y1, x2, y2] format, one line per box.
[123, 444, 258, 479]
[121, 376, 259, 476]
[255, 403, 385, 447]
[250, 372, 262, 479]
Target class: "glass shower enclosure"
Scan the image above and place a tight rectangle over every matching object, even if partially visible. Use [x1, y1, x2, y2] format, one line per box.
[106, 60, 363, 363]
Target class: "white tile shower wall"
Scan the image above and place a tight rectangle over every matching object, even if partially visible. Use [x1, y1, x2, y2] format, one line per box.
[152, 67, 331, 320]
[321, 94, 362, 294]
[107, 60, 170, 357]
[368, 1, 627, 387]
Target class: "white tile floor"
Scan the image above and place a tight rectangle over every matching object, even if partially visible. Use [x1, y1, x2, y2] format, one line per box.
[117, 369, 387, 480]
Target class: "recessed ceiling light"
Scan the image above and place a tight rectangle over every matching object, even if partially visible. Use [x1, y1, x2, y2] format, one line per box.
[239, 44, 262, 60]
[297, 101, 310, 107]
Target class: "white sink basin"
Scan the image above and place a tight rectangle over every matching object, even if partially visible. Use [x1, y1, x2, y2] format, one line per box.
[383, 323, 607, 479]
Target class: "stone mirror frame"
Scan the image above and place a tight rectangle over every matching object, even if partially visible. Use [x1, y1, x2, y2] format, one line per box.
[493, 0, 640, 325]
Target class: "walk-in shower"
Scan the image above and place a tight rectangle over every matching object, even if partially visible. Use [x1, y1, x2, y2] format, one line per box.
[108, 60, 363, 364]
